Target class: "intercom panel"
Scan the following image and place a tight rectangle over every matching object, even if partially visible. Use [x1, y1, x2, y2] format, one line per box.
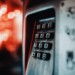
[25, 5, 56, 75]
[24, 0, 75, 75]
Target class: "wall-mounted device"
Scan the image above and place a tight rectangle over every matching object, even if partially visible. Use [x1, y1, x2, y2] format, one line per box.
[24, 0, 75, 75]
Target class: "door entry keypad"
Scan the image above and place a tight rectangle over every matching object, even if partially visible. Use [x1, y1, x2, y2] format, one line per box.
[32, 18, 55, 61]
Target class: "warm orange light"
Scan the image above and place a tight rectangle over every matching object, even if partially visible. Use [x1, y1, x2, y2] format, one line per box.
[14, 10, 22, 43]
[0, 3, 23, 53]
[7, 12, 15, 19]
[2, 14, 9, 21]
[4, 35, 19, 52]
[0, 30, 11, 48]
[0, 11, 22, 52]
[14, 10, 21, 17]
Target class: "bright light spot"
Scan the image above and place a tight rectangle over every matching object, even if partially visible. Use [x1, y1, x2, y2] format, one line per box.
[1, 5, 7, 14]
[0, 7, 23, 52]
[0, 30, 11, 47]
[0, 5, 7, 17]
[0, 10, 3, 17]
[7, 12, 15, 19]
[14, 10, 21, 17]
[14, 10, 22, 43]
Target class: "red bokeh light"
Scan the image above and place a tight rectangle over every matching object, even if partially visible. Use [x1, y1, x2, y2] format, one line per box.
[0, 3, 23, 53]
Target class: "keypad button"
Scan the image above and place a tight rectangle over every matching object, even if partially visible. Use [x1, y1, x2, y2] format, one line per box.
[42, 53, 46, 60]
[37, 52, 41, 59]
[46, 32, 54, 40]
[32, 52, 36, 58]
[38, 42, 43, 49]
[47, 22, 52, 29]
[44, 43, 52, 50]
[42, 23, 47, 29]
[35, 33, 39, 39]
[47, 22, 55, 29]
[46, 33, 51, 39]
[42, 53, 51, 60]
[40, 33, 45, 39]
[33, 42, 38, 48]
[36, 24, 41, 30]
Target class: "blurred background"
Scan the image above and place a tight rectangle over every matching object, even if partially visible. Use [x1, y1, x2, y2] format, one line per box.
[0, 0, 23, 75]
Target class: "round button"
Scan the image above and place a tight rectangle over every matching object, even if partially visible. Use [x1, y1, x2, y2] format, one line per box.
[34, 42, 38, 48]
[37, 53, 41, 58]
[40, 33, 45, 39]
[38, 42, 43, 49]
[36, 24, 41, 30]
[42, 23, 46, 29]
[68, 7, 75, 14]
[46, 33, 50, 39]
[35, 33, 39, 39]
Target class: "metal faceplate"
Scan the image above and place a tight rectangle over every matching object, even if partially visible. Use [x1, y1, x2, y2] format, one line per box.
[58, 0, 75, 75]
[25, 0, 75, 75]
[25, 2, 57, 75]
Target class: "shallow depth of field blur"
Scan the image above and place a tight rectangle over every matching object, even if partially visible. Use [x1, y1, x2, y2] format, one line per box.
[0, 0, 23, 74]
[0, 0, 22, 52]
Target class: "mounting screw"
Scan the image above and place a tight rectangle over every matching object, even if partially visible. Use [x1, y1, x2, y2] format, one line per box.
[61, 2, 65, 7]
